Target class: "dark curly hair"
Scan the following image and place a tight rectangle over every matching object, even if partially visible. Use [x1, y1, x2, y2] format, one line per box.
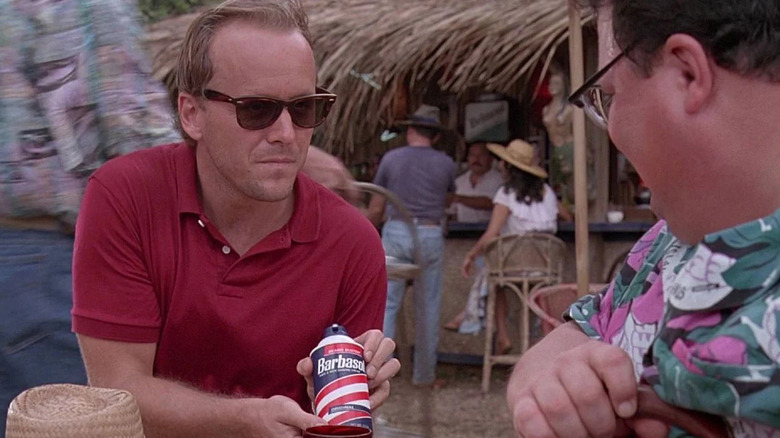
[501, 165, 546, 206]
[578, 0, 780, 81]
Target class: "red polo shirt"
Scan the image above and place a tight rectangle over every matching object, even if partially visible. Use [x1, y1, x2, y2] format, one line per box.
[72, 142, 386, 409]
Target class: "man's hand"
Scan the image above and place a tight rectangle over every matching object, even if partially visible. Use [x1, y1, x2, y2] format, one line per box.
[297, 329, 400, 410]
[244, 395, 326, 438]
[507, 325, 667, 438]
[354, 329, 401, 409]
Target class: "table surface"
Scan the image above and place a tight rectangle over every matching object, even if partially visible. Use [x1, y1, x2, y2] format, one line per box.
[374, 425, 425, 438]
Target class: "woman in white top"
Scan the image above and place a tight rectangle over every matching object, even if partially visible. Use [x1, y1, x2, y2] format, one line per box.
[450, 140, 559, 354]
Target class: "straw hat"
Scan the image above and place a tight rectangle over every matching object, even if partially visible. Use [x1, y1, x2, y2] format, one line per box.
[6, 384, 145, 438]
[486, 139, 547, 178]
[394, 104, 447, 131]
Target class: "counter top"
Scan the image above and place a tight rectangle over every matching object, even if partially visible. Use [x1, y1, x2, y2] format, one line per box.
[446, 220, 655, 236]
[556, 221, 655, 233]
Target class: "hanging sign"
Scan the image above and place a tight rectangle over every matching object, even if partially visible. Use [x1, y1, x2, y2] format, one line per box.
[464, 100, 509, 142]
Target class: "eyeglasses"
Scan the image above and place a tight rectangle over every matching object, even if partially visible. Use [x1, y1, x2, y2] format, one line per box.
[568, 49, 629, 130]
[202, 88, 337, 130]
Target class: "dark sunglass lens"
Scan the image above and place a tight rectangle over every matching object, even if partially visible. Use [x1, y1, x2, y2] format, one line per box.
[289, 98, 319, 127]
[236, 99, 281, 130]
[290, 97, 335, 128]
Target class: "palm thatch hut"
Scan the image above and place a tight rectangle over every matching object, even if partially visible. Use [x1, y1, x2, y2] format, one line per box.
[144, 0, 587, 166]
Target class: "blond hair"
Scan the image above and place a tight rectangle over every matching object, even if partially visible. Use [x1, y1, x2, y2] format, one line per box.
[174, 0, 311, 144]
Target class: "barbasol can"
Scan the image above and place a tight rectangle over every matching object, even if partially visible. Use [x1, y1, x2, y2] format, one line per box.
[310, 324, 372, 431]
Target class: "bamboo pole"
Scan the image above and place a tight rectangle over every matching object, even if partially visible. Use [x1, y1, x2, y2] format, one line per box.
[567, 0, 590, 296]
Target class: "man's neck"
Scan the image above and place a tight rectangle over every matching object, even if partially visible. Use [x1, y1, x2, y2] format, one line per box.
[406, 129, 433, 147]
[198, 173, 295, 255]
[663, 77, 780, 244]
[469, 170, 486, 186]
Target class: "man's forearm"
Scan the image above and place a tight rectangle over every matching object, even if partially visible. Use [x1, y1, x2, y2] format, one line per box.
[115, 374, 254, 438]
[453, 194, 493, 211]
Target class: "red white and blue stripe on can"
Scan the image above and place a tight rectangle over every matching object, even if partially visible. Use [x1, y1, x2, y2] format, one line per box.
[311, 326, 373, 430]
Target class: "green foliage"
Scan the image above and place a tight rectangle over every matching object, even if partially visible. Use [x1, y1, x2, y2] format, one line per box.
[137, 0, 218, 23]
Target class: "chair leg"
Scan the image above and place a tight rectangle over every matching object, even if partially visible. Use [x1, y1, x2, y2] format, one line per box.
[396, 281, 414, 378]
[521, 281, 530, 354]
[482, 281, 497, 393]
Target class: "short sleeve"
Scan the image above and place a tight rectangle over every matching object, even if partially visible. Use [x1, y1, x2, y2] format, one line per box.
[373, 159, 389, 188]
[72, 175, 161, 342]
[567, 221, 669, 341]
[493, 186, 511, 206]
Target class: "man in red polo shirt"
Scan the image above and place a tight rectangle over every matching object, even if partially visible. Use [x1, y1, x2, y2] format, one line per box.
[71, 1, 397, 437]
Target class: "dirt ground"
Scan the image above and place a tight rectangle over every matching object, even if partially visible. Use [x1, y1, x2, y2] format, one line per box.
[369, 237, 522, 438]
[374, 363, 516, 438]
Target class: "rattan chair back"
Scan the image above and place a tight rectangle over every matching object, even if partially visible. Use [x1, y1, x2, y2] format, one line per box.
[484, 232, 565, 282]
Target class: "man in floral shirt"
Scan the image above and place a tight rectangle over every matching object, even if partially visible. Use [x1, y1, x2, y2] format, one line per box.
[506, 0, 780, 437]
[0, 1, 178, 432]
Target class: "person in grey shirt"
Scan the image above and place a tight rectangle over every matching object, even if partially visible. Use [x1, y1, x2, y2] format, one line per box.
[368, 105, 455, 387]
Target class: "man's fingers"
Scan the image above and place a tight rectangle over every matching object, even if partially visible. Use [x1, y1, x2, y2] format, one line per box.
[271, 396, 326, 428]
[368, 380, 391, 409]
[365, 338, 396, 379]
[558, 362, 618, 437]
[354, 329, 383, 362]
[511, 395, 558, 438]
[296, 357, 313, 376]
[589, 346, 638, 419]
[296, 358, 315, 400]
[532, 377, 589, 438]
[264, 395, 326, 436]
[368, 357, 400, 389]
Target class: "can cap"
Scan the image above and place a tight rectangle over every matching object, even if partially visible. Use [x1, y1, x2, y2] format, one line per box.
[323, 324, 350, 338]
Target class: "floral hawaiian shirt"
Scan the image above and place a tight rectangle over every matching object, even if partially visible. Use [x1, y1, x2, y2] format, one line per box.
[0, 0, 179, 226]
[570, 210, 780, 437]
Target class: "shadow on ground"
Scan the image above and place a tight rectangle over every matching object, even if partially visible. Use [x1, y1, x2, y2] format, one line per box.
[373, 363, 515, 438]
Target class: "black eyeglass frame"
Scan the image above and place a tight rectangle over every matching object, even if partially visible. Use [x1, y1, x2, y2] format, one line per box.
[202, 87, 337, 130]
[568, 44, 634, 129]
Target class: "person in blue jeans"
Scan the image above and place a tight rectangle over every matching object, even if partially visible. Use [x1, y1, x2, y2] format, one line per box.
[368, 105, 456, 386]
[0, 1, 179, 433]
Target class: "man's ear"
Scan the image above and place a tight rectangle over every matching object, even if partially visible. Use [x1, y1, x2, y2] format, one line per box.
[663, 34, 714, 114]
[178, 91, 204, 142]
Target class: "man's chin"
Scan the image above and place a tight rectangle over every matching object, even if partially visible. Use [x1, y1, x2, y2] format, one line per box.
[249, 179, 297, 203]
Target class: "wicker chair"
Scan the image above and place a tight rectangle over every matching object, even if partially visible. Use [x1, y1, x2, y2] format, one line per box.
[481, 232, 565, 392]
[528, 283, 608, 336]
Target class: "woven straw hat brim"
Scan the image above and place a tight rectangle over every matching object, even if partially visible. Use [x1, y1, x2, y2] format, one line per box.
[6, 384, 145, 438]
[486, 141, 547, 179]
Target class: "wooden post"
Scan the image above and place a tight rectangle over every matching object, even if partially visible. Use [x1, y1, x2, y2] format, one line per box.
[567, 0, 590, 296]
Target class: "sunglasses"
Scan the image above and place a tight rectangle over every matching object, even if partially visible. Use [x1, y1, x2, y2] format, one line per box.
[202, 87, 337, 130]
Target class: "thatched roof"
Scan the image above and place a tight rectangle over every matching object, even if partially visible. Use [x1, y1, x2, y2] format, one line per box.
[144, 0, 581, 162]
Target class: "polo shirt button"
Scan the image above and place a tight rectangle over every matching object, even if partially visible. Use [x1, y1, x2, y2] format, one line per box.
[198, 220, 205, 228]
[222, 245, 231, 255]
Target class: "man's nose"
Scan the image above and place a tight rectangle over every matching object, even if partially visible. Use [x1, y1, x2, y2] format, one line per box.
[265, 108, 297, 143]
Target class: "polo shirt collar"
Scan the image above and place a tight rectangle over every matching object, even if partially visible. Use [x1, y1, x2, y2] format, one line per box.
[287, 172, 320, 243]
[173, 143, 320, 243]
[174, 143, 201, 215]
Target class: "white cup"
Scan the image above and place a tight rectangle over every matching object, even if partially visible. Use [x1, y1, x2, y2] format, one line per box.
[606, 210, 624, 223]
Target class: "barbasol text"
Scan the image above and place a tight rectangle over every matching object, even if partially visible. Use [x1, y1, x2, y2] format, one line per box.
[317, 354, 366, 375]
